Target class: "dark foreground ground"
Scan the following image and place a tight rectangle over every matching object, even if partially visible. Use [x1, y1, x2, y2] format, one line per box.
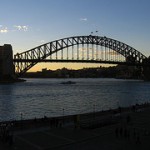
[1, 103, 150, 150]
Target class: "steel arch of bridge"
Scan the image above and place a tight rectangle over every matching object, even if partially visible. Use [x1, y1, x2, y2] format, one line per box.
[14, 35, 147, 76]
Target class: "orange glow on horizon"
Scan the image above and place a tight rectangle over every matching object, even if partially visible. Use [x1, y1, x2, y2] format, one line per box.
[28, 63, 114, 72]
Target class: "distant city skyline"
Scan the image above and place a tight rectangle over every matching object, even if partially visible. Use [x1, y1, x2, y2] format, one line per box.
[0, 0, 150, 71]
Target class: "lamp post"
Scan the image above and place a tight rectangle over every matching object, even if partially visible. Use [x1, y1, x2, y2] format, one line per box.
[20, 112, 23, 129]
[93, 104, 96, 120]
[62, 108, 64, 124]
[20, 112, 23, 121]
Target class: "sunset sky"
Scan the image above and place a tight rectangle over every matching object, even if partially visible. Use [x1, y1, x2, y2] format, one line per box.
[0, 0, 150, 71]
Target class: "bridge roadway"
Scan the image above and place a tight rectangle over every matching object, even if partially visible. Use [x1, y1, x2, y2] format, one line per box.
[13, 59, 146, 66]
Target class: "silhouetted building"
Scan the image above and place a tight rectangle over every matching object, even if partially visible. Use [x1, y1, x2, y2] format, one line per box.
[0, 44, 15, 80]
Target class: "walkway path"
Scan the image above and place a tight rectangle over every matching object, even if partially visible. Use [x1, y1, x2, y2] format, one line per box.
[1, 104, 150, 150]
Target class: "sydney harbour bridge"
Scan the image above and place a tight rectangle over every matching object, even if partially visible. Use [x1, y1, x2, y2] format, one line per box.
[0, 35, 150, 80]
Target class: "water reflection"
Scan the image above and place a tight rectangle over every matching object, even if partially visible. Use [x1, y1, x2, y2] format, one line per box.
[0, 84, 15, 121]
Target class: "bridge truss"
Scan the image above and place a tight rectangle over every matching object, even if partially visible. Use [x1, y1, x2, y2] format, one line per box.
[13, 35, 147, 77]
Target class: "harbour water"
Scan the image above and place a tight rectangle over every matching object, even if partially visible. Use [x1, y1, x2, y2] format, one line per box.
[0, 78, 150, 121]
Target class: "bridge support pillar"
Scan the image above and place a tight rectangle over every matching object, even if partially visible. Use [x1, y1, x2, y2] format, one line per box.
[143, 67, 150, 81]
[0, 44, 16, 82]
[143, 57, 150, 81]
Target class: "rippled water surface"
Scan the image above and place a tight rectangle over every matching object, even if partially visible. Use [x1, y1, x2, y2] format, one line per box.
[0, 78, 150, 121]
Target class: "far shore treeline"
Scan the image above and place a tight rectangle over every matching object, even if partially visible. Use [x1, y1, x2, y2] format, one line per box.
[22, 65, 142, 79]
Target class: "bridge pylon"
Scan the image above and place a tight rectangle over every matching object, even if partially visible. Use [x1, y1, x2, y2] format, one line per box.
[0, 44, 16, 82]
[143, 57, 150, 81]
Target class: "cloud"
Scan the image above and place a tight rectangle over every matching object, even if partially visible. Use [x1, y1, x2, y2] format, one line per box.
[14, 25, 28, 31]
[0, 25, 29, 33]
[0, 27, 8, 33]
[80, 18, 87, 21]
[40, 40, 45, 43]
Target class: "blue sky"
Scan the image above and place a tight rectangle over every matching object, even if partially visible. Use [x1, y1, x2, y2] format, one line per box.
[0, 0, 150, 71]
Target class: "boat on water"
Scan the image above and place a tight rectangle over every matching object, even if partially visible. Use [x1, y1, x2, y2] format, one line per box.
[60, 81, 76, 84]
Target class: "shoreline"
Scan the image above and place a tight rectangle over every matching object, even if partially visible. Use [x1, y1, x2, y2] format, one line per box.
[1, 102, 150, 131]
[0, 78, 26, 84]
